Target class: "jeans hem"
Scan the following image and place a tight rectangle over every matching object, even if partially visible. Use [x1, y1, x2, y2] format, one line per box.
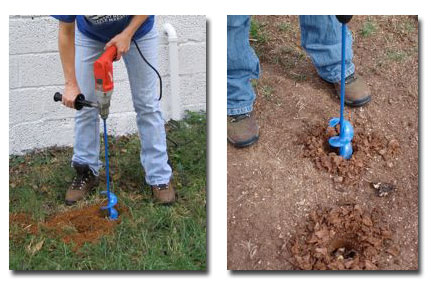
[71, 159, 100, 176]
[227, 105, 253, 116]
[319, 65, 355, 84]
[148, 178, 172, 186]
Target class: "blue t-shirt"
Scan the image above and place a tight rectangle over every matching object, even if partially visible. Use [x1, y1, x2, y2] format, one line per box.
[52, 15, 154, 43]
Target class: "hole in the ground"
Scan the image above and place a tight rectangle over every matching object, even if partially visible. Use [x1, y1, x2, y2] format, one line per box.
[329, 236, 360, 259]
[299, 122, 397, 184]
[323, 138, 339, 155]
[284, 204, 399, 270]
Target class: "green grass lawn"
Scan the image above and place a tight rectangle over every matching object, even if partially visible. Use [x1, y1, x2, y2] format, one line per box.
[9, 111, 206, 271]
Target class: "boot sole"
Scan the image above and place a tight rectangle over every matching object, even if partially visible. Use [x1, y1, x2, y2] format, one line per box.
[154, 199, 176, 206]
[344, 95, 371, 107]
[65, 200, 76, 206]
[227, 134, 259, 148]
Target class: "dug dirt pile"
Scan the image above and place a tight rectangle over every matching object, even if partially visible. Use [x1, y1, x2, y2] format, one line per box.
[43, 204, 122, 250]
[283, 204, 400, 270]
[299, 122, 400, 184]
[10, 203, 124, 251]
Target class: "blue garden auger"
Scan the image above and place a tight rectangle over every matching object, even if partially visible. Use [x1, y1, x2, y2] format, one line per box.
[328, 15, 354, 159]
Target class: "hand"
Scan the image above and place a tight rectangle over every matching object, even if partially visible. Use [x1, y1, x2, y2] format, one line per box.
[62, 82, 81, 108]
[105, 31, 132, 61]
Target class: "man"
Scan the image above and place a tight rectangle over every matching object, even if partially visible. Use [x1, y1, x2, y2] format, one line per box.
[53, 15, 175, 205]
[227, 15, 371, 147]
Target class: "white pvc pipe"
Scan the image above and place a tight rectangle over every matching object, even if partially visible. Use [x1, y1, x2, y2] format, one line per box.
[163, 23, 182, 120]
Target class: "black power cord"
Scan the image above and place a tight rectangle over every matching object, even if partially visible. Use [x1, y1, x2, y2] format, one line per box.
[132, 39, 163, 101]
[132, 38, 197, 150]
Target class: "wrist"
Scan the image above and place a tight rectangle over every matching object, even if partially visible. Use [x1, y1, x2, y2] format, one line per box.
[65, 80, 78, 87]
[122, 27, 135, 39]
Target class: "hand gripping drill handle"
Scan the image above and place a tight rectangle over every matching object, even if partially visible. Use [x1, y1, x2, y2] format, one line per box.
[53, 92, 98, 110]
[94, 46, 117, 119]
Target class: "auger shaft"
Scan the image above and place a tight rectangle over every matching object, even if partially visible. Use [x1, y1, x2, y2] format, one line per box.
[101, 118, 118, 220]
[103, 119, 111, 198]
[328, 17, 354, 160]
[339, 23, 346, 137]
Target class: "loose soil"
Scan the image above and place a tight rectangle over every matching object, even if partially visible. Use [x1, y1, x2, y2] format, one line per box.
[10, 203, 125, 251]
[227, 16, 418, 270]
[282, 204, 399, 270]
[299, 122, 400, 185]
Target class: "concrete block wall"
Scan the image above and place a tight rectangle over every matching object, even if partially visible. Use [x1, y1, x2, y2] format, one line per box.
[9, 15, 206, 155]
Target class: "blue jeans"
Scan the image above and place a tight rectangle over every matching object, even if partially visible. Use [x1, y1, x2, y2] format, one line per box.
[227, 15, 355, 115]
[73, 26, 172, 186]
[227, 16, 260, 116]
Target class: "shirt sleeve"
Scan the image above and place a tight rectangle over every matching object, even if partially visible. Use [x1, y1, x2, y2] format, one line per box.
[51, 15, 76, 23]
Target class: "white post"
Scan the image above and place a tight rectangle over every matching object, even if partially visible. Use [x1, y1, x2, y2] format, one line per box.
[163, 23, 182, 120]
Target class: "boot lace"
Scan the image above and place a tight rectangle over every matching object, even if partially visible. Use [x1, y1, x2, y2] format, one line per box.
[154, 184, 169, 191]
[345, 74, 357, 84]
[71, 173, 90, 190]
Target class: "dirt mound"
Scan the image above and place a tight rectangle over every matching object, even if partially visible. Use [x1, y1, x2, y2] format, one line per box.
[43, 204, 124, 250]
[283, 204, 399, 270]
[299, 123, 400, 184]
[10, 203, 125, 250]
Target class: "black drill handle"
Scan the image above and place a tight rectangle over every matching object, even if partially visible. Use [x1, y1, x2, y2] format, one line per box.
[53, 92, 97, 110]
[336, 15, 353, 24]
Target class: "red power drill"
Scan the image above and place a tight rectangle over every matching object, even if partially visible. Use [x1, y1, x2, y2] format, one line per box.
[94, 46, 117, 119]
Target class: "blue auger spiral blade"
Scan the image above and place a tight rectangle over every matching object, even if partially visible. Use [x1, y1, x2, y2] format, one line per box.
[329, 118, 354, 159]
[100, 191, 118, 209]
[102, 119, 118, 220]
[100, 190, 118, 219]
[328, 21, 354, 160]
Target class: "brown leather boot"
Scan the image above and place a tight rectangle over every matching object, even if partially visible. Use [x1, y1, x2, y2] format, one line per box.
[333, 74, 371, 107]
[227, 112, 259, 148]
[152, 182, 176, 205]
[65, 163, 98, 205]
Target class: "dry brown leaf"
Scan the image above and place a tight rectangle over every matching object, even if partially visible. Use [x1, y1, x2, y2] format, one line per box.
[315, 247, 328, 256]
[362, 215, 373, 227]
[364, 260, 378, 270]
[314, 228, 329, 240]
[26, 239, 44, 255]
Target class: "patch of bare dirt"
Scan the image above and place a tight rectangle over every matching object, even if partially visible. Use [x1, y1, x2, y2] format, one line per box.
[282, 204, 399, 270]
[227, 16, 418, 271]
[10, 203, 126, 251]
[43, 204, 124, 250]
